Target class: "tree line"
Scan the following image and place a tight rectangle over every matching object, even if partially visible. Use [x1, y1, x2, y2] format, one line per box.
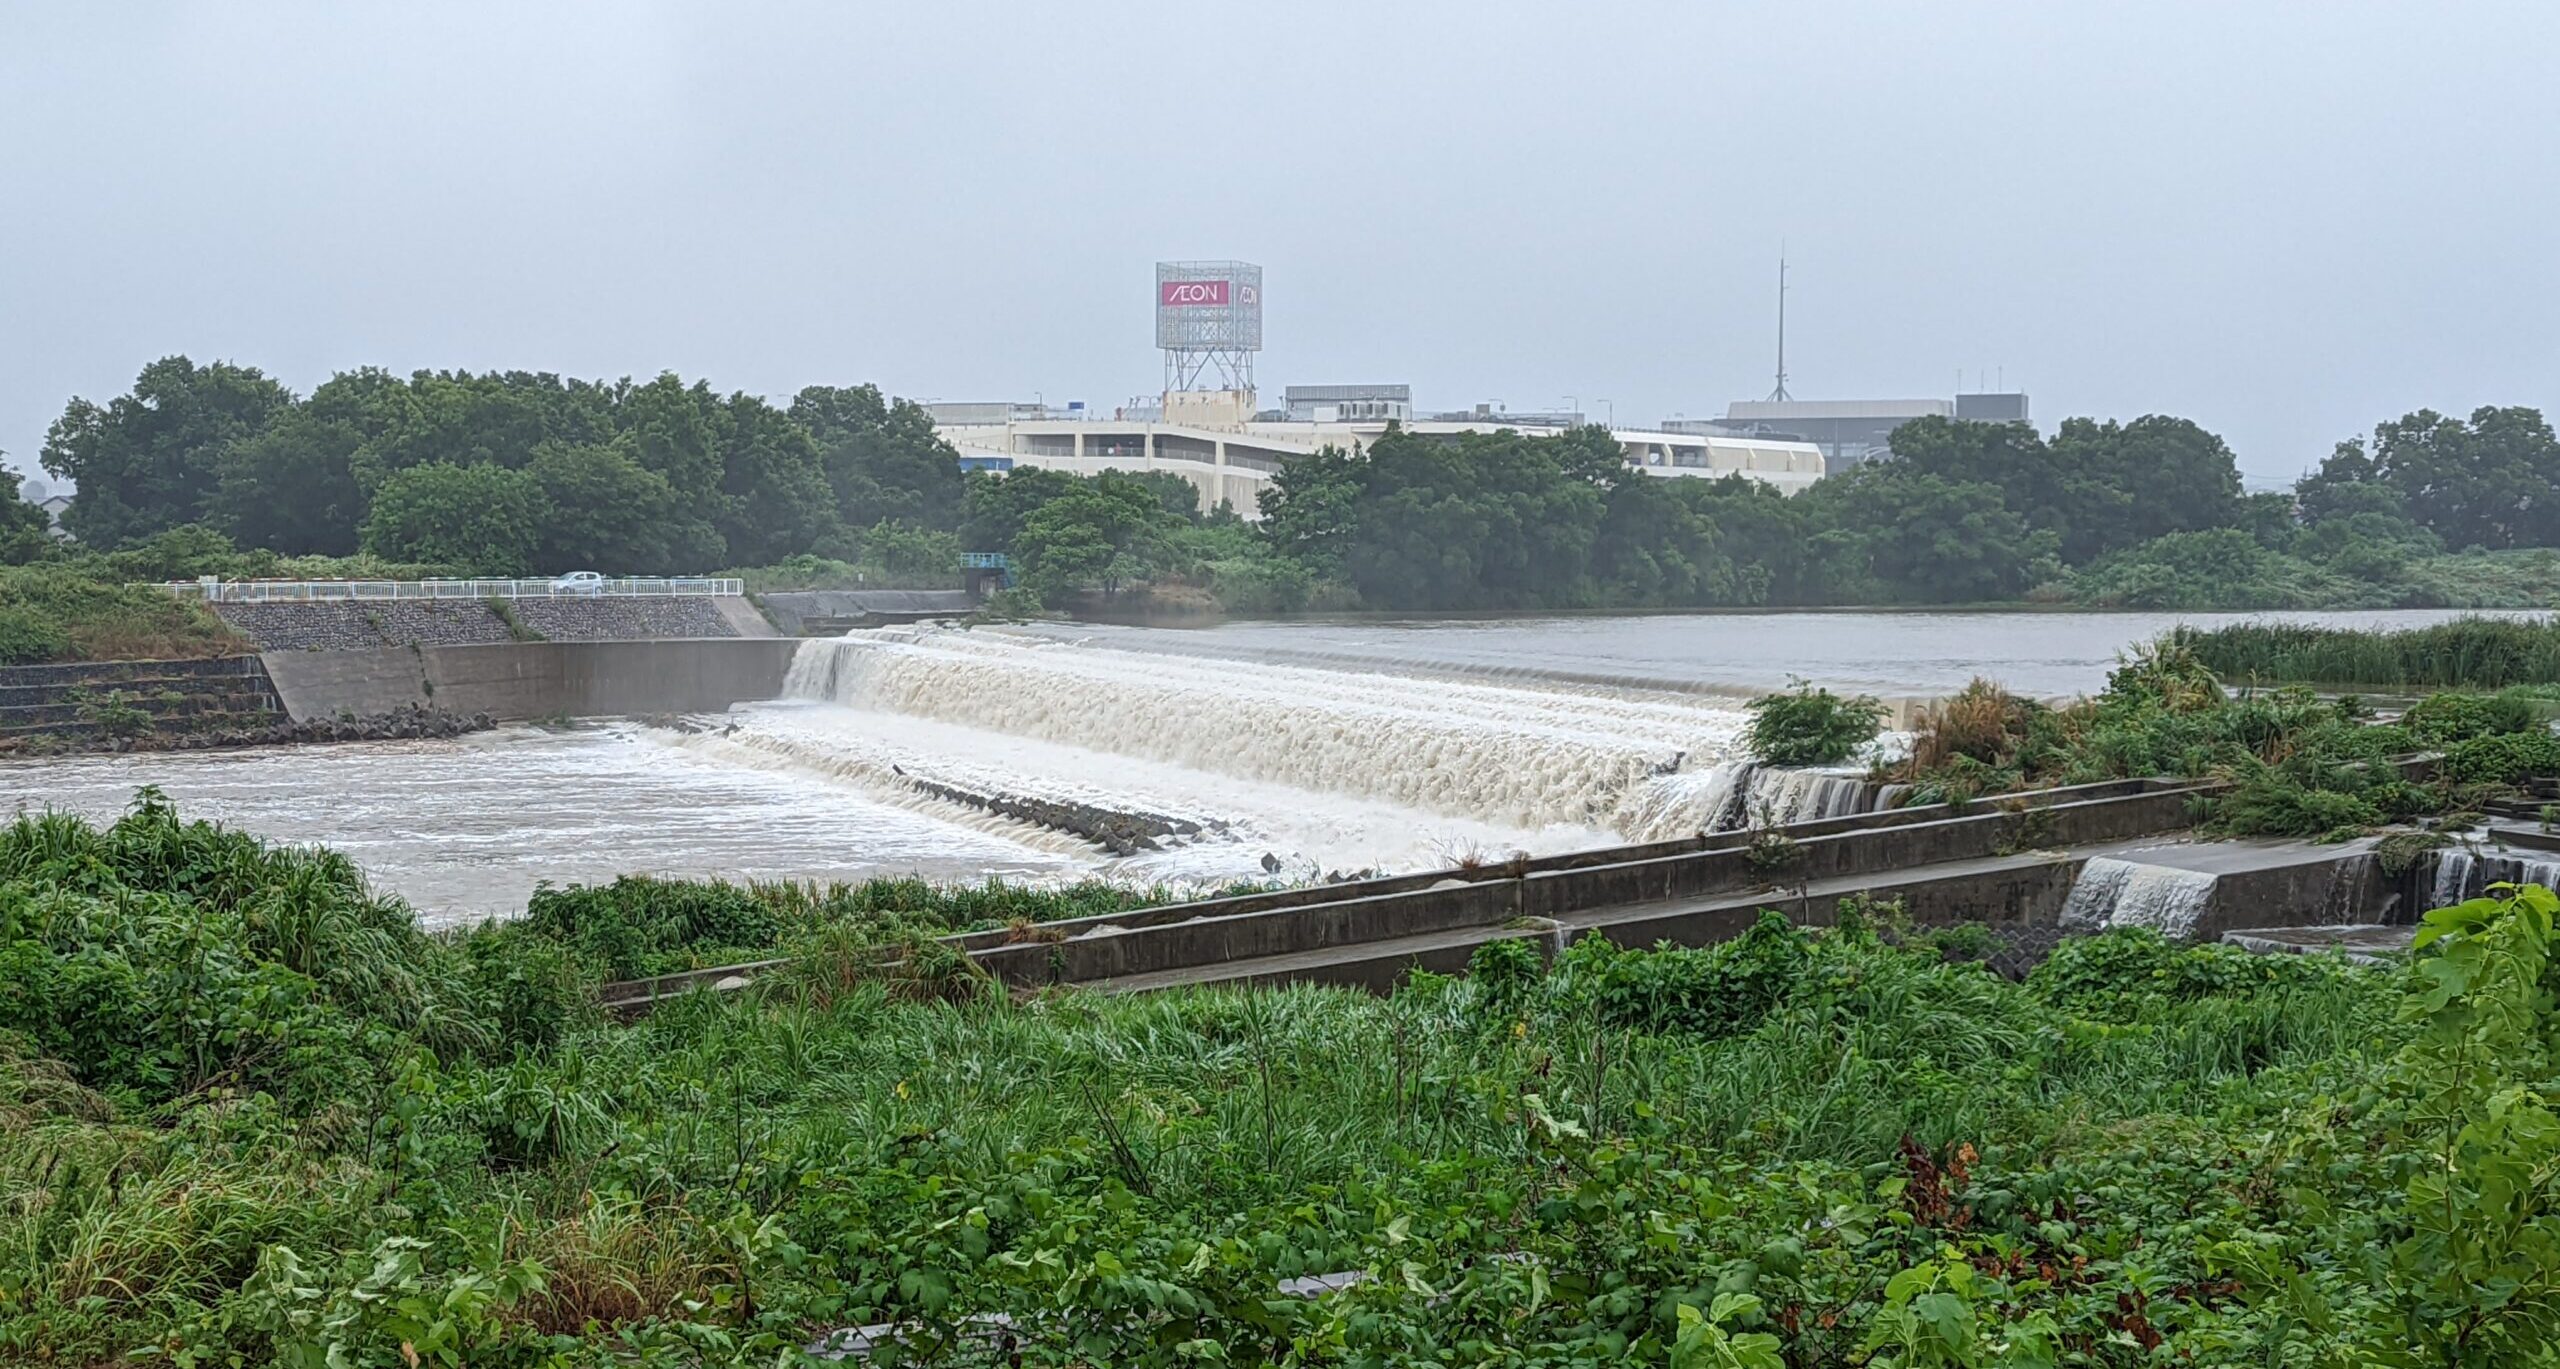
[28, 356, 966, 576]
[14, 354, 2560, 612]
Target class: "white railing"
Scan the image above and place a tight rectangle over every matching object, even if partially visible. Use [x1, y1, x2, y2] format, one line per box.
[164, 577, 743, 603]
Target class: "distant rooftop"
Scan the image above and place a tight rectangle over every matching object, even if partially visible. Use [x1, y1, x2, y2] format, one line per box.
[1282, 383, 1410, 403]
[1724, 398, 1954, 422]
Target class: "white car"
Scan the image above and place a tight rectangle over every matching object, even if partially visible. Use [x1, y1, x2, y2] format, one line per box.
[550, 571, 606, 596]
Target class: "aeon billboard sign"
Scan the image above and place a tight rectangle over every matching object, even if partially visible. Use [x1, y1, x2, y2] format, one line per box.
[1159, 279, 1230, 307]
[1154, 261, 1263, 353]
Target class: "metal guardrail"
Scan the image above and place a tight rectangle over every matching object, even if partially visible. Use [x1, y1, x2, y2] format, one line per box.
[164, 577, 744, 603]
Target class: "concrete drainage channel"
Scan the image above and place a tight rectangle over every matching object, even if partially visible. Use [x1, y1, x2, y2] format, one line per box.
[598, 775, 2437, 1017]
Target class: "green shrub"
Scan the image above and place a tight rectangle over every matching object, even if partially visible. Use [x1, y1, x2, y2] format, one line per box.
[0, 562, 241, 662]
[0, 604, 68, 665]
[1552, 913, 1812, 1039]
[1744, 680, 1886, 766]
[2401, 689, 2542, 745]
[519, 875, 780, 980]
[2443, 728, 2560, 785]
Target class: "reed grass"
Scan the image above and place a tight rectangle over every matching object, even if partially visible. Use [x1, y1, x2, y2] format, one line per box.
[2179, 615, 2560, 689]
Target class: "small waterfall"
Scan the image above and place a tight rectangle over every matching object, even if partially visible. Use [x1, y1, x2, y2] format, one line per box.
[2430, 849, 2475, 909]
[2061, 857, 2218, 938]
[1622, 762, 1884, 838]
[1623, 762, 1756, 838]
[1741, 766, 1879, 827]
[2427, 847, 2560, 909]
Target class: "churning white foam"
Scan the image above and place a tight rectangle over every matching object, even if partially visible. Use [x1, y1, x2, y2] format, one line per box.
[2428, 846, 2560, 910]
[780, 630, 1783, 837]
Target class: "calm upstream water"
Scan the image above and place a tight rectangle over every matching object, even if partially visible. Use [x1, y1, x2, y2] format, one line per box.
[3, 608, 2525, 925]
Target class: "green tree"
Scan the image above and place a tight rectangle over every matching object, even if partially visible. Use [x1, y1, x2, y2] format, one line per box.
[2070, 527, 2329, 610]
[40, 356, 292, 545]
[1013, 474, 1180, 598]
[2049, 415, 2242, 555]
[1257, 444, 1366, 581]
[790, 383, 967, 531]
[1795, 462, 2058, 603]
[208, 408, 369, 556]
[711, 393, 836, 566]
[1666, 474, 1806, 605]
[2302, 406, 2560, 550]
[0, 461, 53, 565]
[1340, 426, 1605, 610]
[1592, 474, 1721, 606]
[526, 441, 721, 573]
[619, 373, 723, 511]
[961, 466, 1082, 553]
[359, 463, 545, 574]
[1889, 417, 2098, 555]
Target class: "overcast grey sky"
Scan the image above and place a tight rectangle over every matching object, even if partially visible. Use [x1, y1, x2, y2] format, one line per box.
[5, 2, 2555, 490]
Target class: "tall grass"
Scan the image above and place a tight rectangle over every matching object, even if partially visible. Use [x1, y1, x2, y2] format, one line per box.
[2179, 615, 2560, 689]
[0, 799, 2448, 1362]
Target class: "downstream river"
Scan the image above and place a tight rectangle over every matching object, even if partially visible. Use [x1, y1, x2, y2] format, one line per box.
[3, 608, 2515, 925]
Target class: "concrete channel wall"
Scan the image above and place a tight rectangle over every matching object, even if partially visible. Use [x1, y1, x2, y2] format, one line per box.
[958, 782, 2209, 992]
[263, 638, 801, 722]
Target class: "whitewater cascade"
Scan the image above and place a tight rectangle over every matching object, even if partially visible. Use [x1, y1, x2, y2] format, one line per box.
[778, 631, 1885, 840]
[2429, 847, 2560, 909]
[2060, 856, 2219, 938]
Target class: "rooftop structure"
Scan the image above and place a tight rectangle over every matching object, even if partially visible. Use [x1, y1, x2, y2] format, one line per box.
[1719, 397, 1958, 471]
[1283, 384, 1411, 423]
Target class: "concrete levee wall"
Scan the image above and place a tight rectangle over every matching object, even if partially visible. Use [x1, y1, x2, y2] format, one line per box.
[264, 639, 799, 722]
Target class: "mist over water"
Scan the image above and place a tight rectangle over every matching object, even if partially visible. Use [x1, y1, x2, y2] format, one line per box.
[1, 609, 2517, 925]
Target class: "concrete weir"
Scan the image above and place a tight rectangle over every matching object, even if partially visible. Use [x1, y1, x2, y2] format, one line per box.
[599, 776, 2424, 1014]
[263, 638, 801, 722]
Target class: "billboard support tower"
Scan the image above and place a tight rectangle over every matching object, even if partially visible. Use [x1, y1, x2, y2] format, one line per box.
[1156, 260, 1262, 393]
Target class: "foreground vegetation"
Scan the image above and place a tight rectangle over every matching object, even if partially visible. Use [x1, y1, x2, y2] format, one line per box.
[1868, 636, 2560, 840]
[9, 795, 2560, 1363]
[24, 355, 2560, 616]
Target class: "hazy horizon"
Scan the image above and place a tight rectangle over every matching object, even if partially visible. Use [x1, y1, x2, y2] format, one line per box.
[6, 1, 2555, 492]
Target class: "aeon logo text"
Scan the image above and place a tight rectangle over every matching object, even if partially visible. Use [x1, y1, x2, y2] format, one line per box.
[1159, 280, 1230, 307]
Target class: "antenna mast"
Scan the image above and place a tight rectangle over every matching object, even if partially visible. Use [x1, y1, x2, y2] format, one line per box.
[1767, 251, 1792, 402]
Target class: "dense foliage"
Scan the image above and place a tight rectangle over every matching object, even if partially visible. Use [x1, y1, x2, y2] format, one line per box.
[17, 798, 2560, 1363]
[35, 360, 964, 577]
[1880, 638, 2548, 839]
[25, 356, 2560, 616]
